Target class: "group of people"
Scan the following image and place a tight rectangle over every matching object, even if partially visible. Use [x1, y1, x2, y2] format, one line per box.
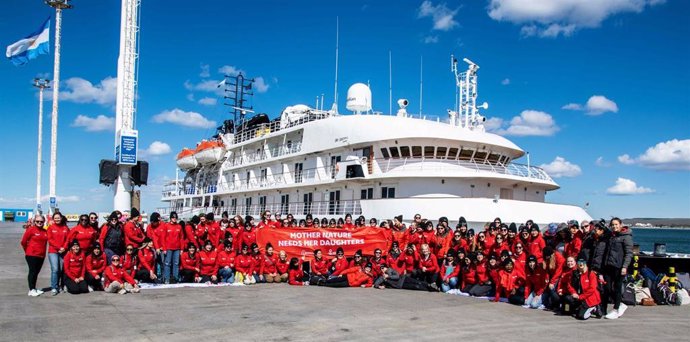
[21, 209, 633, 320]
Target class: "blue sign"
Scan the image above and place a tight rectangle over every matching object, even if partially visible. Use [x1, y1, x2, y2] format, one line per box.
[116, 130, 138, 165]
[49, 197, 56, 208]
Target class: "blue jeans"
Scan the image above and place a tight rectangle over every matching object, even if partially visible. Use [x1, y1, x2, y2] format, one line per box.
[218, 268, 234, 283]
[48, 253, 64, 290]
[441, 277, 458, 292]
[525, 292, 543, 308]
[163, 250, 180, 282]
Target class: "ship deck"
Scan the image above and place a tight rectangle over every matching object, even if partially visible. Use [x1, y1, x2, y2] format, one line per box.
[1, 222, 688, 341]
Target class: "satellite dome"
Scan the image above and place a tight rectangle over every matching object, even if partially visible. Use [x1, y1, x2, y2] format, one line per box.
[346, 83, 372, 114]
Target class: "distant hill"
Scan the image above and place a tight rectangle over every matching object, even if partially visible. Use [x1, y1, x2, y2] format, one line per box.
[622, 218, 690, 228]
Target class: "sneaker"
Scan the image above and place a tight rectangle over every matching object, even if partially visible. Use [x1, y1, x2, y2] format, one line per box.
[88, 286, 94, 293]
[28, 289, 38, 297]
[605, 309, 619, 319]
[521, 304, 531, 308]
[583, 307, 596, 320]
[118, 289, 127, 295]
[35, 289, 44, 295]
[51, 289, 58, 296]
[304, 281, 310, 286]
[537, 304, 546, 310]
[617, 303, 628, 317]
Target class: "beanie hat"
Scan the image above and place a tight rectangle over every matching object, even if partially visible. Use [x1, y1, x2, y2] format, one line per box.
[365, 263, 373, 269]
[70, 239, 80, 247]
[187, 242, 196, 250]
[250, 243, 258, 250]
[190, 215, 200, 225]
[108, 212, 119, 221]
[458, 216, 467, 227]
[527, 255, 537, 263]
[395, 215, 403, 222]
[446, 250, 455, 257]
[391, 241, 399, 248]
[543, 246, 554, 258]
[223, 240, 232, 248]
[150, 212, 161, 223]
[204, 239, 213, 247]
[354, 249, 363, 257]
[500, 250, 511, 258]
[206, 213, 215, 221]
[92, 243, 101, 250]
[170, 211, 178, 219]
[508, 222, 517, 233]
[502, 258, 514, 267]
[130, 207, 140, 219]
[530, 224, 540, 232]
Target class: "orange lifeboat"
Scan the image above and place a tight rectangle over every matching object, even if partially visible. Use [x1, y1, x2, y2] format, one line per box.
[176, 148, 198, 170]
[194, 139, 226, 165]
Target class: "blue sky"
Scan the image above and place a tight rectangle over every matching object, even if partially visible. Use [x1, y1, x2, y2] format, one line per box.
[1, 0, 688, 219]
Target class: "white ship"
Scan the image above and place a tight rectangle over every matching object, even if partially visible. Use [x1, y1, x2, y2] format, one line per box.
[159, 57, 591, 227]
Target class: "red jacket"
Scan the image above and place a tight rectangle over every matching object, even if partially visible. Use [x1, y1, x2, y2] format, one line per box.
[401, 251, 419, 274]
[558, 268, 575, 295]
[146, 222, 165, 250]
[368, 256, 388, 278]
[216, 250, 236, 271]
[138, 248, 155, 272]
[565, 270, 601, 307]
[238, 229, 257, 250]
[21, 225, 48, 258]
[251, 253, 263, 274]
[235, 253, 254, 274]
[524, 266, 548, 298]
[475, 262, 489, 284]
[67, 225, 97, 253]
[86, 253, 107, 277]
[513, 252, 527, 276]
[387, 253, 405, 274]
[47, 223, 69, 254]
[311, 257, 329, 276]
[447, 238, 469, 255]
[330, 257, 350, 276]
[528, 235, 546, 262]
[276, 258, 289, 274]
[260, 253, 278, 274]
[205, 221, 221, 246]
[162, 222, 185, 251]
[121, 253, 137, 274]
[184, 223, 198, 248]
[440, 261, 461, 282]
[341, 266, 373, 287]
[495, 269, 525, 301]
[288, 268, 303, 286]
[564, 232, 583, 259]
[180, 251, 200, 274]
[224, 227, 241, 252]
[418, 254, 438, 273]
[434, 232, 453, 259]
[199, 250, 218, 276]
[104, 264, 137, 287]
[124, 221, 146, 249]
[460, 264, 476, 287]
[64, 250, 86, 280]
[545, 252, 565, 285]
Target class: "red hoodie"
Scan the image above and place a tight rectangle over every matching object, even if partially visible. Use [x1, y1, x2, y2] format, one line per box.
[86, 253, 107, 277]
[528, 235, 546, 262]
[162, 222, 185, 251]
[146, 222, 165, 250]
[475, 261, 489, 284]
[104, 264, 137, 287]
[138, 247, 156, 272]
[21, 225, 48, 258]
[199, 250, 218, 276]
[545, 252, 565, 285]
[524, 266, 548, 298]
[67, 225, 97, 253]
[47, 223, 69, 254]
[64, 250, 85, 280]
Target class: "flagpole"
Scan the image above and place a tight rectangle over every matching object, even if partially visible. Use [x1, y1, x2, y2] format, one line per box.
[33, 78, 51, 215]
[46, 0, 72, 214]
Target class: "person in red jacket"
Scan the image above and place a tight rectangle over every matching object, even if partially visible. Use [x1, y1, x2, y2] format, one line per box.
[235, 244, 254, 284]
[564, 222, 583, 259]
[180, 243, 201, 283]
[309, 249, 329, 283]
[563, 258, 602, 320]
[249, 243, 264, 283]
[458, 254, 476, 292]
[67, 214, 98, 255]
[542, 246, 566, 309]
[447, 231, 468, 256]
[386, 242, 405, 274]
[348, 249, 366, 269]
[512, 242, 527, 275]
[146, 212, 165, 277]
[21, 214, 48, 296]
[136, 237, 158, 283]
[523, 255, 548, 309]
[162, 212, 184, 284]
[493, 258, 525, 305]
[260, 243, 281, 283]
[329, 247, 350, 277]
[276, 250, 289, 282]
[238, 222, 257, 254]
[104, 255, 140, 294]
[321, 263, 374, 287]
[85, 243, 107, 291]
[490, 234, 510, 259]
[400, 244, 419, 276]
[63, 240, 89, 294]
[183, 216, 199, 249]
[557, 256, 578, 314]
[204, 213, 222, 246]
[287, 257, 308, 286]
[121, 244, 138, 276]
[440, 251, 460, 292]
[527, 224, 546, 262]
[468, 252, 492, 297]
[199, 240, 219, 284]
[123, 208, 145, 249]
[368, 248, 388, 279]
[216, 241, 236, 283]
[414, 244, 439, 290]
[46, 212, 69, 295]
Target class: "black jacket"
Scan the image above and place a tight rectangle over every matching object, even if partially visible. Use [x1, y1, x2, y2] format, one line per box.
[604, 228, 633, 270]
[581, 231, 608, 272]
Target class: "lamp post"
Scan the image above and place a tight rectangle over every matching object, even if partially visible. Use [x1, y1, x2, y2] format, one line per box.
[33, 78, 51, 214]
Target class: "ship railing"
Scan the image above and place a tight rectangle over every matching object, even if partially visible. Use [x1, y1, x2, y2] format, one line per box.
[377, 157, 554, 182]
[233, 111, 332, 145]
[226, 141, 303, 168]
[207, 199, 362, 218]
[217, 165, 331, 193]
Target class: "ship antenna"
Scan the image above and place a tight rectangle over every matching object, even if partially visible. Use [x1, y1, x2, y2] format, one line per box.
[419, 55, 423, 117]
[389, 50, 392, 115]
[331, 16, 339, 114]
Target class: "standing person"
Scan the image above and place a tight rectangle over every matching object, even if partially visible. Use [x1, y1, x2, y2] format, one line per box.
[104, 255, 140, 294]
[162, 212, 184, 284]
[564, 220, 583, 258]
[146, 212, 165, 276]
[602, 218, 633, 319]
[63, 240, 89, 294]
[85, 243, 107, 291]
[20, 215, 48, 297]
[136, 237, 158, 283]
[564, 258, 602, 320]
[527, 223, 546, 262]
[88, 212, 100, 234]
[238, 219, 257, 252]
[67, 214, 98, 255]
[542, 246, 565, 310]
[100, 212, 125, 264]
[123, 208, 145, 249]
[46, 213, 69, 295]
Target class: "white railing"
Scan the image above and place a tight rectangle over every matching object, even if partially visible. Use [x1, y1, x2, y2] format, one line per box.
[227, 141, 303, 168]
[233, 111, 332, 144]
[156, 199, 362, 219]
[377, 157, 554, 182]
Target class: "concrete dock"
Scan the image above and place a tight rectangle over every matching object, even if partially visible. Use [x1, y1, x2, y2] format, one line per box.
[2, 222, 688, 341]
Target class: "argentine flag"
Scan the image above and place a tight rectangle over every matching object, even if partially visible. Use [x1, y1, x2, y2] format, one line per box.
[6, 17, 51, 66]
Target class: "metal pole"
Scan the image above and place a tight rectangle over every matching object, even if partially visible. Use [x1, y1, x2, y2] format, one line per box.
[46, 0, 72, 214]
[33, 79, 50, 214]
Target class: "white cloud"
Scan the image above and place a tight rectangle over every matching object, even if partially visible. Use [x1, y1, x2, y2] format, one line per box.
[562, 95, 618, 115]
[423, 35, 439, 44]
[487, 110, 559, 136]
[501, 78, 510, 85]
[218, 65, 244, 76]
[606, 177, 654, 195]
[539, 156, 582, 178]
[198, 97, 217, 106]
[71, 114, 114, 132]
[595, 156, 612, 167]
[418, 1, 459, 31]
[152, 108, 216, 129]
[488, 0, 665, 38]
[140, 141, 172, 157]
[254, 77, 269, 93]
[58, 77, 117, 105]
[617, 139, 690, 171]
[199, 63, 210, 78]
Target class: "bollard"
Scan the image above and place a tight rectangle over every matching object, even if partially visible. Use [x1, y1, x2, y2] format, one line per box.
[668, 266, 677, 293]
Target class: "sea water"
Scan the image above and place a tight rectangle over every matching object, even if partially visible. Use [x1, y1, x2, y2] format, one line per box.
[631, 228, 690, 254]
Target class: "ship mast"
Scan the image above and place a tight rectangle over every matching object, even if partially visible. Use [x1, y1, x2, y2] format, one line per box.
[451, 56, 488, 129]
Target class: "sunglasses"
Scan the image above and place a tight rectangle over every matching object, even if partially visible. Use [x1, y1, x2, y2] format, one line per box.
[90, 217, 98, 220]
[35, 221, 45, 224]
[126, 248, 134, 251]
[112, 258, 120, 261]
[79, 218, 88, 221]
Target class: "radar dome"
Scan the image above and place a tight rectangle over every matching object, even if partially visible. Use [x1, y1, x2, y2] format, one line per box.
[346, 83, 372, 114]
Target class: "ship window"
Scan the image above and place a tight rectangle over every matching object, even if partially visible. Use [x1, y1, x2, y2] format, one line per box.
[412, 146, 422, 158]
[424, 146, 435, 158]
[448, 147, 459, 159]
[381, 187, 396, 199]
[399, 146, 411, 158]
[487, 153, 501, 164]
[474, 151, 488, 162]
[458, 148, 474, 161]
[436, 147, 447, 159]
[389, 147, 400, 158]
[380, 148, 390, 159]
[361, 188, 373, 200]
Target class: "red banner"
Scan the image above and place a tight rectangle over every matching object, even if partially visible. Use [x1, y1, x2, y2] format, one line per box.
[256, 227, 389, 259]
